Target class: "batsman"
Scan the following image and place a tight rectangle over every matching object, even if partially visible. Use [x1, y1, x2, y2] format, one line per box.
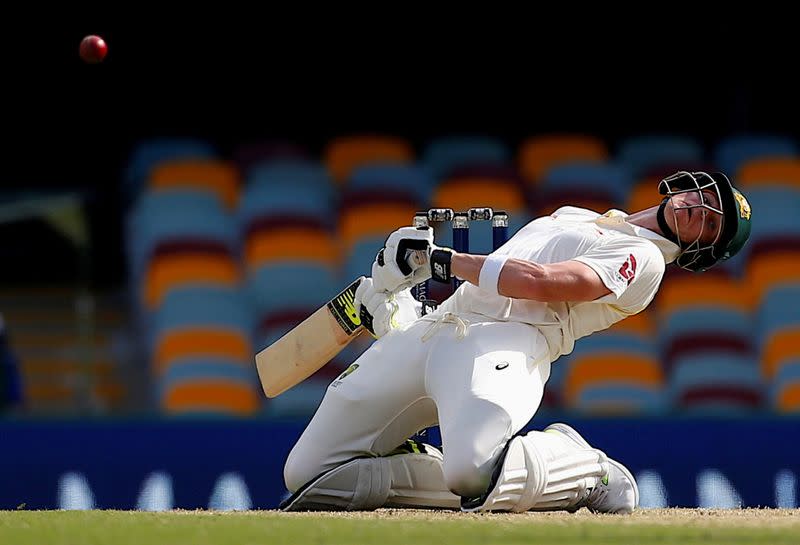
[281, 171, 752, 514]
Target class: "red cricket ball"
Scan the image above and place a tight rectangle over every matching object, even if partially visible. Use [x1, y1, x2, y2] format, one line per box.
[79, 35, 108, 64]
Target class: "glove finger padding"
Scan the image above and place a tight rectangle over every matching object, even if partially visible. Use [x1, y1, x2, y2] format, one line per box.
[354, 277, 376, 334]
[355, 278, 421, 338]
[373, 226, 434, 293]
[385, 226, 434, 272]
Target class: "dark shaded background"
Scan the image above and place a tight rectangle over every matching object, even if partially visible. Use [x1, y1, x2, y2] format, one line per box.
[3, 16, 798, 286]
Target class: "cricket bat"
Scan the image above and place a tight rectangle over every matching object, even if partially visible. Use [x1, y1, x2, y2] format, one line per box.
[255, 277, 370, 398]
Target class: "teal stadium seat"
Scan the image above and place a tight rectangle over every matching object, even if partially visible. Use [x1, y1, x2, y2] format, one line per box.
[713, 135, 797, 179]
[617, 135, 703, 178]
[669, 354, 762, 413]
[125, 139, 216, 198]
[536, 162, 632, 214]
[423, 136, 510, 180]
[348, 164, 434, 205]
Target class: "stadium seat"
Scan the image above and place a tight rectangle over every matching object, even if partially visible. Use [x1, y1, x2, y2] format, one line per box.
[125, 139, 216, 198]
[517, 134, 608, 185]
[617, 135, 704, 178]
[127, 190, 237, 283]
[669, 354, 762, 413]
[151, 287, 258, 415]
[246, 262, 340, 330]
[561, 318, 665, 414]
[770, 359, 800, 412]
[339, 200, 418, 256]
[244, 224, 339, 273]
[757, 286, 800, 381]
[325, 135, 414, 185]
[143, 251, 240, 310]
[534, 163, 631, 215]
[422, 136, 510, 180]
[149, 160, 241, 210]
[348, 164, 433, 204]
[714, 135, 797, 180]
[656, 274, 753, 370]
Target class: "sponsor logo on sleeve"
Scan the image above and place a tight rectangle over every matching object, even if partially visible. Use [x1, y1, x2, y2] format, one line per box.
[617, 254, 637, 285]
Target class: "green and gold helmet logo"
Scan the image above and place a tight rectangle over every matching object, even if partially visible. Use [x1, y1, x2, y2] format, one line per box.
[734, 191, 751, 220]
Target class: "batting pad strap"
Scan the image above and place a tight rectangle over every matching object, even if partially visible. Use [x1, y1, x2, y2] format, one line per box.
[478, 254, 509, 297]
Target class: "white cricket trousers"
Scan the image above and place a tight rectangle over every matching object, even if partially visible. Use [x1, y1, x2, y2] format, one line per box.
[283, 312, 552, 498]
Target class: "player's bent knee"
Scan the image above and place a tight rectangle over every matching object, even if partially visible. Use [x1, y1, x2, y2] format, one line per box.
[283, 447, 326, 493]
[442, 454, 494, 499]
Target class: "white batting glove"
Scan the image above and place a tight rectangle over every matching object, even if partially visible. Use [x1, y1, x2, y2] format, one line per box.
[354, 277, 421, 338]
[372, 226, 434, 293]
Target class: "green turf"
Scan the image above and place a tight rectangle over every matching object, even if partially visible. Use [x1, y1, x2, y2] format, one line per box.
[1, 510, 798, 545]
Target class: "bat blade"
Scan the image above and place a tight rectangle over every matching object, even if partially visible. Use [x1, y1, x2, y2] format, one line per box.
[255, 277, 365, 398]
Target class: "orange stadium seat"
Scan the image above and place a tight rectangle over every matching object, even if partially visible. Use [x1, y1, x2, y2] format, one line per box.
[518, 134, 608, 185]
[738, 158, 800, 188]
[325, 135, 414, 184]
[564, 352, 664, 414]
[656, 274, 752, 318]
[154, 328, 253, 376]
[150, 160, 241, 209]
[339, 202, 419, 253]
[244, 226, 339, 271]
[163, 380, 259, 415]
[143, 253, 240, 310]
[627, 177, 664, 213]
[746, 251, 800, 303]
[431, 177, 526, 213]
[762, 328, 800, 380]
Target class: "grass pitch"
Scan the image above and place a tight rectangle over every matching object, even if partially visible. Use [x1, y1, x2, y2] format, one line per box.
[1, 508, 798, 544]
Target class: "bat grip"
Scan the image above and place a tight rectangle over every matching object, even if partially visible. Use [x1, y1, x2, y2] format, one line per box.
[406, 249, 428, 271]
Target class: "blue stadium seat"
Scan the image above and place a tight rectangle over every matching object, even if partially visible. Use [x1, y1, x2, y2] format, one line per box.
[576, 384, 665, 413]
[540, 162, 633, 206]
[246, 262, 340, 319]
[127, 189, 230, 273]
[153, 287, 252, 341]
[422, 136, 510, 180]
[659, 307, 752, 366]
[348, 164, 434, 204]
[714, 135, 797, 179]
[246, 160, 333, 197]
[125, 139, 216, 198]
[343, 236, 385, 282]
[617, 135, 703, 178]
[238, 183, 334, 232]
[669, 354, 762, 413]
[560, 328, 665, 414]
[770, 359, 800, 412]
[158, 356, 257, 395]
[128, 198, 237, 281]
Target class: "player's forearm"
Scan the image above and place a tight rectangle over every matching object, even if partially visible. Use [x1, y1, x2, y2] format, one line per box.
[450, 252, 484, 286]
[453, 253, 550, 298]
[452, 254, 604, 302]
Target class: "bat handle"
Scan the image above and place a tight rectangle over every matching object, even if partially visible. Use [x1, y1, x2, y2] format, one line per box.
[406, 249, 428, 271]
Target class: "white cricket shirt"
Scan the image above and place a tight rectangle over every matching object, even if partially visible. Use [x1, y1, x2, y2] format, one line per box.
[436, 207, 680, 362]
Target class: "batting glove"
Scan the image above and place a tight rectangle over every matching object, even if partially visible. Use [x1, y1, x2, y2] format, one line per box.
[354, 277, 422, 338]
[372, 226, 434, 293]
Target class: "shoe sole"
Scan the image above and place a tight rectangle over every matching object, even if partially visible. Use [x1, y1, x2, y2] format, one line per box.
[544, 423, 640, 510]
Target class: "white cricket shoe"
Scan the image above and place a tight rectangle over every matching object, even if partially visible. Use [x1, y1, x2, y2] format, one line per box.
[544, 423, 639, 514]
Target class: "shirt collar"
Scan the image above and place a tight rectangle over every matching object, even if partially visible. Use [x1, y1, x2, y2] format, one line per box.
[595, 209, 680, 264]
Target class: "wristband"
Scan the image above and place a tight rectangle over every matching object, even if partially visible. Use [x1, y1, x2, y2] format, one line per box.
[478, 254, 509, 296]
